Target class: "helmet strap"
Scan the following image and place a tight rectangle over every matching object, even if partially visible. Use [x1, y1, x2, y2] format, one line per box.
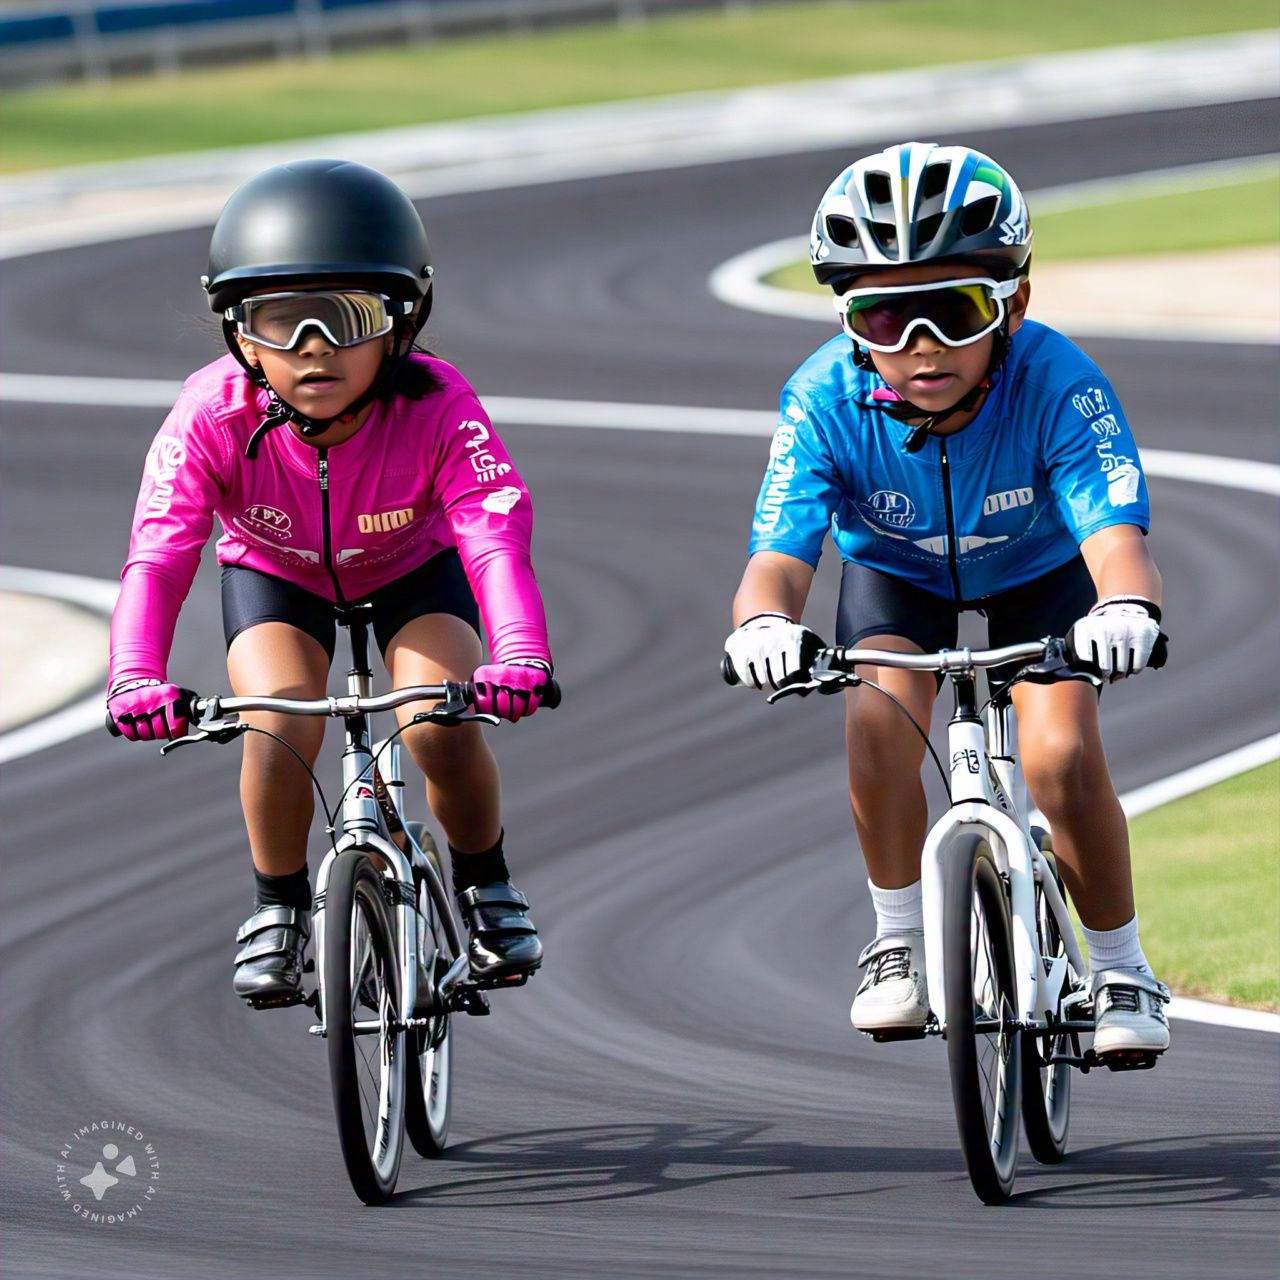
[854, 319, 1011, 453]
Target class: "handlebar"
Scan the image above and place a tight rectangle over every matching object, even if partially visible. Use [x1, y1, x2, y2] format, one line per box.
[723, 640, 1059, 686]
[106, 676, 562, 738]
[722, 636, 1128, 697]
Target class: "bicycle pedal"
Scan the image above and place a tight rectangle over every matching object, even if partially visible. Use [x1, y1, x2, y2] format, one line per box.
[1100, 1049, 1161, 1072]
[474, 970, 533, 991]
[243, 990, 308, 1011]
[449, 986, 491, 1016]
[868, 1026, 928, 1043]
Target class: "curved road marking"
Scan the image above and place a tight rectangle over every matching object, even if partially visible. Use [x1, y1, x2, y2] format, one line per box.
[0, 566, 118, 765]
[708, 234, 1280, 345]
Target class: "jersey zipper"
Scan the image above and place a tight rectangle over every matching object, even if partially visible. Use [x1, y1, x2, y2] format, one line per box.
[316, 448, 347, 606]
[938, 439, 963, 602]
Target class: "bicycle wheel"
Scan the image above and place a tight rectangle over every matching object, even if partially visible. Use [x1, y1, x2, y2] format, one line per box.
[1021, 830, 1073, 1164]
[943, 832, 1022, 1204]
[403, 822, 453, 1158]
[323, 850, 407, 1204]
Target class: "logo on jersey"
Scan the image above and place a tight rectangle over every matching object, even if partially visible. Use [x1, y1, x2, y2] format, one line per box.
[858, 489, 916, 529]
[981, 487, 1033, 516]
[239, 504, 292, 540]
[1071, 387, 1110, 419]
[481, 486, 522, 515]
[357, 506, 414, 534]
[755, 418, 801, 534]
[142, 437, 185, 520]
[458, 419, 513, 485]
[1071, 386, 1140, 507]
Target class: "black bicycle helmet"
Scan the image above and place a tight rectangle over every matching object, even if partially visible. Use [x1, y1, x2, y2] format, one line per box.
[203, 159, 435, 455]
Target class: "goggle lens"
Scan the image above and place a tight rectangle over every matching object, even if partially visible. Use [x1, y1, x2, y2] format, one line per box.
[836, 278, 1015, 352]
[229, 291, 400, 350]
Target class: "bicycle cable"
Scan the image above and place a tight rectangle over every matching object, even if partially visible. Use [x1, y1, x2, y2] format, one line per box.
[233, 724, 339, 849]
[850, 676, 951, 792]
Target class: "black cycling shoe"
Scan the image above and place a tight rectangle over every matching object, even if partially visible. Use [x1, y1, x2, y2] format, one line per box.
[456, 881, 543, 986]
[233, 905, 311, 1008]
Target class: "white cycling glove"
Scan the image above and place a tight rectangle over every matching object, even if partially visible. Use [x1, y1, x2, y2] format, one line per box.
[1068, 596, 1163, 681]
[724, 613, 824, 691]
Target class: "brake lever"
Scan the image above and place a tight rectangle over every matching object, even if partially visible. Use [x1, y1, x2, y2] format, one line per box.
[765, 680, 818, 704]
[411, 703, 501, 728]
[160, 718, 250, 754]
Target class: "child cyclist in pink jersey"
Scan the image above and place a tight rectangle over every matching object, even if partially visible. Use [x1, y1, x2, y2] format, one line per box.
[107, 160, 554, 1007]
[724, 143, 1173, 1062]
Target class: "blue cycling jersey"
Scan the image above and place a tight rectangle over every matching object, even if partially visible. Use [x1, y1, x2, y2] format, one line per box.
[748, 320, 1149, 601]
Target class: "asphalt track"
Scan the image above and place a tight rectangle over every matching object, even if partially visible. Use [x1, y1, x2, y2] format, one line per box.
[2, 99, 1278, 1278]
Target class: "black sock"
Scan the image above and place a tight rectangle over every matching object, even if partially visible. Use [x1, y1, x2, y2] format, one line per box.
[449, 831, 509, 893]
[254, 866, 313, 911]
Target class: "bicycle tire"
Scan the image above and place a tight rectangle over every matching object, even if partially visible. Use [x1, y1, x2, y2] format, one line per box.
[323, 850, 407, 1204]
[403, 821, 453, 1158]
[943, 832, 1022, 1204]
[1021, 831, 1072, 1164]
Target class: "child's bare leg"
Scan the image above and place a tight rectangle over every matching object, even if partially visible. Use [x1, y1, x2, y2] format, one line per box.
[227, 622, 329, 877]
[844, 636, 937, 890]
[384, 614, 500, 854]
[1011, 680, 1134, 930]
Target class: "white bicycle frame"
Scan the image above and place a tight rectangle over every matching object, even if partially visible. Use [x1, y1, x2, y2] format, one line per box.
[806, 641, 1090, 1037]
[920, 696, 1087, 1034]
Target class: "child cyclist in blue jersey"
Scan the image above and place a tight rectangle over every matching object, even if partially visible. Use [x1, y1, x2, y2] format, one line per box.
[724, 142, 1172, 1060]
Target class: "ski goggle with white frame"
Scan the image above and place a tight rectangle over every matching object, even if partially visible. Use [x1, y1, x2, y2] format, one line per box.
[226, 290, 412, 351]
[832, 277, 1021, 353]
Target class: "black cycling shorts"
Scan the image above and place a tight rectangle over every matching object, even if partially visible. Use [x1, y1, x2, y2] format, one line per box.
[835, 556, 1096, 690]
[221, 548, 481, 662]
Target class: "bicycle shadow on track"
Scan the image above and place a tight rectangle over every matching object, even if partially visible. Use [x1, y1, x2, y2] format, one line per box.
[1008, 1131, 1280, 1208]
[388, 1120, 967, 1208]
[387, 1124, 1279, 1210]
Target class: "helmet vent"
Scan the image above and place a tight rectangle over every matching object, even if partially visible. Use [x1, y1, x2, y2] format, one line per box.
[868, 222, 898, 255]
[920, 164, 949, 200]
[916, 211, 945, 248]
[825, 215, 861, 249]
[961, 195, 1000, 236]
[863, 171, 892, 208]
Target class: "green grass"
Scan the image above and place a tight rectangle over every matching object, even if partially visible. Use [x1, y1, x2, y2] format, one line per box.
[0, 0, 1276, 172]
[763, 171, 1280, 291]
[1127, 762, 1279, 1010]
[1035, 175, 1280, 259]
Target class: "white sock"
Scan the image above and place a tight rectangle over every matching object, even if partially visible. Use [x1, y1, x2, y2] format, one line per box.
[868, 879, 924, 936]
[1081, 914, 1149, 976]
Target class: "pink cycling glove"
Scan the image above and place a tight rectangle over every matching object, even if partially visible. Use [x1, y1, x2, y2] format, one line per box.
[106, 678, 193, 742]
[471, 661, 554, 723]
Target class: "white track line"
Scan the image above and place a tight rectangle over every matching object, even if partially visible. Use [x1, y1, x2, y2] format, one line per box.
[0, 566, 119, 765]
[4, 373, 1280, 497]
[707, 154, 1280, 344]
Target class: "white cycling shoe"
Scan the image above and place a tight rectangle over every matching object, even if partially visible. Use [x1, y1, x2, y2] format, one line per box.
[850, 931, 930, 1032]
[1092, 967, 1172, 1056]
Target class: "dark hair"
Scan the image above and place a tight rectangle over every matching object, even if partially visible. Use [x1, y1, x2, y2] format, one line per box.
[386, 343, 441, 400]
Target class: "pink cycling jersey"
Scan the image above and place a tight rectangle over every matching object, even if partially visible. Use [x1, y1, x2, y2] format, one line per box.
[110, 353, 551, 686]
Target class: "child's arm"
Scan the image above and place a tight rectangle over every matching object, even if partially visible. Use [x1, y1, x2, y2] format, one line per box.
[434, 397, 550, 667]
[726, 552, 822, 690]
[1079, 524, 1162, 606]
[1071, 524, 1164, 680]
[732, 551, 816, 626]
